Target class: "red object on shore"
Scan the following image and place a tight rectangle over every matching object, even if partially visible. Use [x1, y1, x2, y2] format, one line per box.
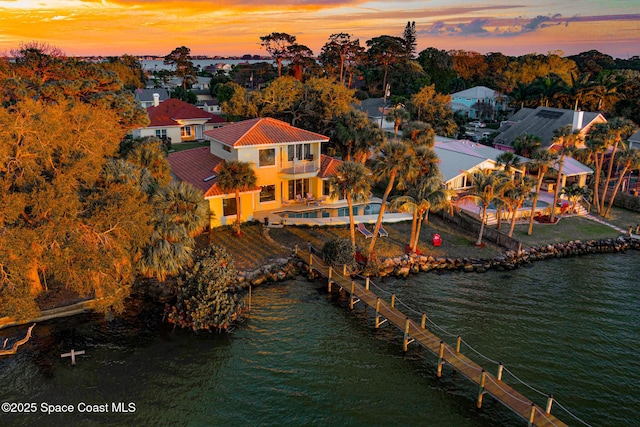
[433, 234, 442, 246]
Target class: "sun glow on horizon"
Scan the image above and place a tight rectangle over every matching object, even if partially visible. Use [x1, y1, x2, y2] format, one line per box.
[0, 1, 638, 58]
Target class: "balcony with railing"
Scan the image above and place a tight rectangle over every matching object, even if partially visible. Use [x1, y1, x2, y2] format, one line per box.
[279, 158, 321, 178]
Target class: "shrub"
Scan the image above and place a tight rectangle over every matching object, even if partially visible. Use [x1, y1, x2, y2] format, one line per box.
[166, 244, 247, 332]
[322, 238, 355, 267]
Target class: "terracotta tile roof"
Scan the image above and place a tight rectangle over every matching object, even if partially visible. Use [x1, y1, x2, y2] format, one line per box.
[167, 147, 261, 198]
[203, 117, 329, 147]
[318, 154, 343, 178]
[147, 98, 225, 127]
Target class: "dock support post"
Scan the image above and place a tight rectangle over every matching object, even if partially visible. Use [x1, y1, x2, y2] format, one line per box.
[295, 244, 298, 255]
[421, 314, 426, 329]
[403, 318, 411, 352]
[343, 264, 347, 275]
[527, 403, 536, 426]
[328, 267, 332, 292]
[375, 298, 381, 328]
[545, 394, 554, 414]
[248, 286, 252, 312]
[437, 341, 445, 378]
[349, 281, 356, 309]
[497, 362, 504, 381]
[365, 277, 370, 291]
[477, 369, 487, 408]
[391, 294, 396, 308]
[456, 335, 461, 353]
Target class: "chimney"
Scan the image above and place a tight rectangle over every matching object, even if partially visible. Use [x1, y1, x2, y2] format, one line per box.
[572, 110, 584, 131]
[153, 93, 160, 107]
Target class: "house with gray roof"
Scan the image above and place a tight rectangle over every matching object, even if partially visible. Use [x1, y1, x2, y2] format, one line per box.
[493, 106, 606, 151]
[134, 88, 169, 108]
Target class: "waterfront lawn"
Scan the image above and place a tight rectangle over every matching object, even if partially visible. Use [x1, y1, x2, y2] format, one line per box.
[268, 216, 505, 261]
[511, 216, 620, 247]
[602, 206, 640, 231]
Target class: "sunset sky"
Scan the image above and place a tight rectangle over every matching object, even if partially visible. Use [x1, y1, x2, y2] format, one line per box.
[1, 1, 639, 58]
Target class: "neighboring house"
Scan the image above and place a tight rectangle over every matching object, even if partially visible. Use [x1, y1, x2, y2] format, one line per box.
[434, 138, 527, 191]
[355, 98, 398, 133]
[450, 86, 509, 121]
[493, 107, 606, 151]
[134, 88, 169, 108]
[132, 98, 226, 143]
[167, 118, 343, 228]
[201, 99, 221, 114]
[629, 129, 640, 150]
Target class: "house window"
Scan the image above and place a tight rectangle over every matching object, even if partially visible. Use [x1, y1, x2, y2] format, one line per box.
[181, 126, 192, 137]
[155, 129, 167, 139]
[222, 145, 231, 153]
[260, 185, 276, 202]
[259, 149, 276, 167]
[223, 198, 237, 217]
[322, 180, 331, 197]
[288, 143, 312, 161]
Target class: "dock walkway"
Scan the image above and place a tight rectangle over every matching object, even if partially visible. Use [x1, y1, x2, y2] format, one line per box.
[297, 248, 568, 427]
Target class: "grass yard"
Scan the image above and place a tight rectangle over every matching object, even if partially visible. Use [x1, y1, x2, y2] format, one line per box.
[168, 140, 209, 152]
[202, 206, 639, 271]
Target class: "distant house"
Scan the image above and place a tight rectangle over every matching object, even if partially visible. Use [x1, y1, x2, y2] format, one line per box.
[493, 107, 606, 151]
[201, 99, 221, 114]
[629, 129, 640, 150]
[450, 86, 509, 121]
[168, 118, 346, 228]
[134, 88, 169, 108]
[132, 98, 225, 143]
[355, 98, 397, 133]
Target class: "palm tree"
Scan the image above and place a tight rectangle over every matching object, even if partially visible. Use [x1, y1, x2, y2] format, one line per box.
[367, 140, 418, 262]
[503, 176, 535, 238]
[332, 110, 383, 161]
[385, 105, 410, 138]
[604, 145, 640, 217]
[512, 133, 542, 158]
[463, 169, 503, 246]
[549, 125, 582, 223]
[584, 131, 609, 213]
[598, 118, 636, 215]
[138, 181, 209, 282]
[527, 150, 558, 235]
[496, 151, 523, 177]
[330, 161, 371, 254]
[562, 184, 592, 215]
[216, 160, 257, 235]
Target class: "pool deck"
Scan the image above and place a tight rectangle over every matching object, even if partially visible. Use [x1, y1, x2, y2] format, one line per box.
[254, 197, 413, 227]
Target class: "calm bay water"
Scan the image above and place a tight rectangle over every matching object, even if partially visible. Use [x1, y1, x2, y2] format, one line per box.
[1, 253, 638, 426]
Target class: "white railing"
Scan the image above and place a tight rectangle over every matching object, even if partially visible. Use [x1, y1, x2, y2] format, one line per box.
[280, 159, 320, 175]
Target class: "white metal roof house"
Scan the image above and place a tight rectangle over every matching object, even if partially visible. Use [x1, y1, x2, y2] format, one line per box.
[450, 86, 509, 121]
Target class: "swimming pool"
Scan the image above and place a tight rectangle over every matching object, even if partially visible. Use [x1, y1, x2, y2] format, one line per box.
[276, 202, 382, 219]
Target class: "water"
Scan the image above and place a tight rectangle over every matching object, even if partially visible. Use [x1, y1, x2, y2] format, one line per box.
[141, 59, 271, 72]
[1, 253, 638, 426]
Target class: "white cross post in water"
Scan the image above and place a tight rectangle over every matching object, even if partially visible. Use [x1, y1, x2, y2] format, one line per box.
[61, 349, 85, 365]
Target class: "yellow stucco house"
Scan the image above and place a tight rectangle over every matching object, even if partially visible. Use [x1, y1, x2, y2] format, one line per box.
[167, 117, 345, 228]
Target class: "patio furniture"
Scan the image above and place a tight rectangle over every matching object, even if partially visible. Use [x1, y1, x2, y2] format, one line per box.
[357, 223, 374, 239]
[378, 225, 389, 238]
[281, 198, 291, 205]
[306, 193, 316, 205]
[295, 194, 305, 204]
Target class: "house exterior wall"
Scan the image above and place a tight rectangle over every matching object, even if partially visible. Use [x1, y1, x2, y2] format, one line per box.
[134, 126, 182, 142]
[207, 193, 256, 228]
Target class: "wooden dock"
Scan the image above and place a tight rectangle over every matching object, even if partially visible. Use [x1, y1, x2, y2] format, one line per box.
[297, 249, 567, 427]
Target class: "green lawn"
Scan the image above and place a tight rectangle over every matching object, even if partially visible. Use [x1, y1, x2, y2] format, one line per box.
[168, 140, 209, 152]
